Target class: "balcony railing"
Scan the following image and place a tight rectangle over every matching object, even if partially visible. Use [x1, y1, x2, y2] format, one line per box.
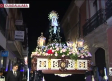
[83, 0, 112, 37]
[105, 0, 112, 20]
[6, 29, 23, 55]
[83, 9, 104, 36]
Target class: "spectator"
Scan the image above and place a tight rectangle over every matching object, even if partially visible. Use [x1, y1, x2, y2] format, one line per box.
[5, 63, 21, 81]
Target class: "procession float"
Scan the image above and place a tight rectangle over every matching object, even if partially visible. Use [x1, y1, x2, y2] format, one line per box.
[31, 11, 92, 77]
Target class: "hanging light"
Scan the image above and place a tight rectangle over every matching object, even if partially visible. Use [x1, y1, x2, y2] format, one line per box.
[66, 40, 73, 48]
[77, 38, 84, 48]
[77, 38, 84, 51]
[37, 32, 46, 47]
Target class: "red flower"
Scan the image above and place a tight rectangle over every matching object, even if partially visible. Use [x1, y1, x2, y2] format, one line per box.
[47, 50, 53, 54]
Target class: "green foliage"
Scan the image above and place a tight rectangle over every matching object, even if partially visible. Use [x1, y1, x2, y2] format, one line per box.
[70, 54, 78, 60]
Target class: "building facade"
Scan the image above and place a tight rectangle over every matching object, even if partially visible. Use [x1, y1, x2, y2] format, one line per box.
[0, 0, 28, 71]
[61, 0, 112, 80]
[0, 0, 7, 69]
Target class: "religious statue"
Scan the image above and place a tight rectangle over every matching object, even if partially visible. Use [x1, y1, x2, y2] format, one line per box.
[48, 10, 62, 42]
[53, 26, 57, 34]
[37, 32, 46, 47]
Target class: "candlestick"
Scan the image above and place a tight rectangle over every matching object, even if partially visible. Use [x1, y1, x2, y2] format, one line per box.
[43, 76, 45, 81]
[92, 75, 95, 81]
[104, 67, 106, 76]
[104, 67, 108, 81]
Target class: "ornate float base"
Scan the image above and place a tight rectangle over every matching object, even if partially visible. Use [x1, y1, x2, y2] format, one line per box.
[31, 56, 91, 74]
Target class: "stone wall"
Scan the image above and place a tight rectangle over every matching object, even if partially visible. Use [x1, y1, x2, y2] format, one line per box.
[61, 6, 79, 42]
[83, 23, 110, 79]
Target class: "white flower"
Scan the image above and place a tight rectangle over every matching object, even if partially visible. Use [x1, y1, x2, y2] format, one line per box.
[69, 52, 72, 54]
[45, 53, 49, 56]
[85, 55, 88, 57]
[52, 44, 53, 46]
[56, 48, 59, 51]
[52, 50, 55, 52]
[37, 54, 40, 56]
[62, 55, 65, 57]
[81, 55, 84, 58]
[55, 46, 57, 48]
[60, 50, 62, 53]
[55, 53, 58, 56]
[62, 49, 66, 52]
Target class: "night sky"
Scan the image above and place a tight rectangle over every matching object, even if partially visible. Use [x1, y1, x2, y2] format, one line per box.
[20, 1, 85, 81]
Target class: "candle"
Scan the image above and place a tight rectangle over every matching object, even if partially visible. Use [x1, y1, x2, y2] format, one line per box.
[43, 76, 45, 81]
[104, 67, 108, 80]
[92, 75, 94, 81]
[104, 67, 106, 76]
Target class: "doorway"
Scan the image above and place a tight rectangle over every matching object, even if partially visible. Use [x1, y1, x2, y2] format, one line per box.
[95, 48, 106, 76]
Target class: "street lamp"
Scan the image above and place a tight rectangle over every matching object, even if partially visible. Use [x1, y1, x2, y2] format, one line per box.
[37, 32, 46, 47]
[77, 38, 84, 51]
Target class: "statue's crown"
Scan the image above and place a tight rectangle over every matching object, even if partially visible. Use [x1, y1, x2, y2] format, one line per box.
[48, 11, 58, 20]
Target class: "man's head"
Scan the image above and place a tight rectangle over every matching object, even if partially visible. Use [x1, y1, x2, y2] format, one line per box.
[0, 71, 3, 76]
[13, 63, 19, 71]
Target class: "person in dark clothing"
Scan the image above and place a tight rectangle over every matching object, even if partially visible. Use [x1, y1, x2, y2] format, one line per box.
[0, 71, 4, 78]
[33, 70, 43, 81]
[30, 70, 33, 81]
[5, 63, 21, 81]
[0, 68, 6, 77]
[0, 71, 5, 81]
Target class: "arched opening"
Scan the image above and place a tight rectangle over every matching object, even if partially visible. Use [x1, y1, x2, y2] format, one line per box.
[95, 48, 106, 77]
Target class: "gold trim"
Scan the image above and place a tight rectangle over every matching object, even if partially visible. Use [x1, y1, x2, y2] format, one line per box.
[74, 60, 77, 69]
[48, 59, 51, 69]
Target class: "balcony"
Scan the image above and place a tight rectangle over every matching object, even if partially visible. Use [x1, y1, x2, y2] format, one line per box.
[6, 30, 23, 57]
[105, 0, 112, 26]
[83, 9, 104, 36]
[83, 0, 112, 37]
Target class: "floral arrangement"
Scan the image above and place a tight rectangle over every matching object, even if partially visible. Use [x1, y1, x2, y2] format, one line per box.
[31, 43, 92, 60]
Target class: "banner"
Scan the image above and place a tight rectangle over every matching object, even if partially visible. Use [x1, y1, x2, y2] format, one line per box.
[15, 20, 23, 25]
[1, 51, 9, 57]
[15, 31, 24, 41]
